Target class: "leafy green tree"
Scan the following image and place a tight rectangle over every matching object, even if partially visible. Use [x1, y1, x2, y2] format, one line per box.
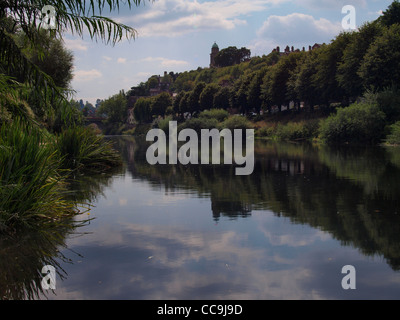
[233, 73, 253, 113]
[199, 83, 219, 110]
[97, 91, 127, 123]
[213, 86, 231, 110]
[337, 22, 383, 100]
[358, 24, 400, 91]
[214, 46, 251, 67]
[380, 0, 400, 27]
[261, 52, 303, 109]
[288, 50, 319, 109]
[312, 32, 353, 105]
[151, 92, 172, 117]
[179, 91, 191, 115]
[0, 0, 142, 121]
[247, 67, 268, 113]
[188, 82, 206, 114]
[133, 97, 153, 123]
[173, 91, 185, 116]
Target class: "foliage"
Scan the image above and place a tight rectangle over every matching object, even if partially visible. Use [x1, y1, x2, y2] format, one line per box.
[219, 115, 253, 130]
[54, 126, 122, 171]
[151, 92, 172, 117]
[358, 24, 400, 91]
[178, 117, 219, 134]
[97, 91, 127, 123]
[214, 46, 251, 67]
[0, 119, 77, 230]
[199, 83, 219, 110]
[198, 109, 229, 122]
[133, 97, 153, 123]
[319, 102, 386, 145]
[386, 121, 400, 145]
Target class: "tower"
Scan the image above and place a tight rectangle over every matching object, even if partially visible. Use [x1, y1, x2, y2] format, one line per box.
[210, 42, 219, 68]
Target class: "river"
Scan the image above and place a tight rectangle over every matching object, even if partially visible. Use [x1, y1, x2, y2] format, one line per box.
[2, 136, 400, 299]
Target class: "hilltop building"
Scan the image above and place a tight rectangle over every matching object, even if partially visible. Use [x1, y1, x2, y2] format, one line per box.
[271, 43, 322, 56]
[210, 42, 219, 68]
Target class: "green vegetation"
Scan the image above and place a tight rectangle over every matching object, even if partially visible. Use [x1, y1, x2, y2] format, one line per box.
[0, 1, 144, 231]
[116, 1, 400, 147]
[319, 102, 386, 145]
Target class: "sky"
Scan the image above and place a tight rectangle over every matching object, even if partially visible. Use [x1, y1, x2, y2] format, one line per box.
[62, 0, 393, 105]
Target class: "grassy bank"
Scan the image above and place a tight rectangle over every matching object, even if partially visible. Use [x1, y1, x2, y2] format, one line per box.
[0, 120, 122, 232]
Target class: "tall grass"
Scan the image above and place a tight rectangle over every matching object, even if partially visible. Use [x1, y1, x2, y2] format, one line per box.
[0, 119, 78, 230]
[54, 126, 122, 172]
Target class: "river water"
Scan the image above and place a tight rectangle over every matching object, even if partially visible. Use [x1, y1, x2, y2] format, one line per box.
[2, 136, 400, 299]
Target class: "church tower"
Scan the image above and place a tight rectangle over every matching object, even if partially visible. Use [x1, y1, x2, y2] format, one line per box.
[210, 42, 219, 68]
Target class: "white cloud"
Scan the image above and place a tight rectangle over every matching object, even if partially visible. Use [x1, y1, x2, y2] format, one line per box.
[63, 38, 89, 51]
[119, 0, 281, 38]
[102, 56, 112, 61]
[73, 68, 103, 82]
[254, 13, 341, 53]
[117, 57, 127, 64]
[141, 57, 190, 68]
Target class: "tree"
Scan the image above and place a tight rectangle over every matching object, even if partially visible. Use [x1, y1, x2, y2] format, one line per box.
[213, 87, 231, 110]
[214, 46, 251, 67]
[247, 67, 268, 113]
[97, 91, 127, 123]
[133, 97, 152, 123]
[261, 52, 303, 109]
[199, 83, 219, 110]
[312, 32, 353, 105]
[0, 0, 142, 122]
[380, 0, 400, 27]
[358, 24, 400, 91]
[188, 82, 206, 114]
[337, 22, 383, 100]
[151, 92, 172, 117]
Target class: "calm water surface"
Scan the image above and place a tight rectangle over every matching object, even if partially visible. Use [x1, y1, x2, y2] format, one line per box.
[2, 136, 400, 299]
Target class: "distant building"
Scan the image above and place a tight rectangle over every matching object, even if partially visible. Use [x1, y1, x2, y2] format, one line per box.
[210, 42, 219, 68]
[271, 43, 322, 56]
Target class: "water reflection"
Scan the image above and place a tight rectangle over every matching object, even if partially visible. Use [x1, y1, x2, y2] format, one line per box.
[117, 136, 400, 271]
[2, 136, 400, 299]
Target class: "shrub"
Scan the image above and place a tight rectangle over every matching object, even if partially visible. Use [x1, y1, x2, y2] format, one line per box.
[54, 126, 122, 172]
[319, 102, 386, 145]
[0, 120, 77, 230]
[178, 117, 219, 134]
[386, 121, 400, 145]
[198, 109, 229, 122]
[219, 115, 253, 130]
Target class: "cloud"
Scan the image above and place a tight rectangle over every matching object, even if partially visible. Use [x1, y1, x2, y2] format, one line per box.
[63, 38, 89, 51]
[73, 68, 102, 82]
[102, 56, 112, 61]
[141, 57, 190, 68]
[118, 0, 280, 38]
[253, 13, 341, 53]
[297, 0, 367, 10]
[117, 57, 127, 64]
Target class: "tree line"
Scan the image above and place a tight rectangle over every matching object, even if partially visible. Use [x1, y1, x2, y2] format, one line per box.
[121, 1, 399, 125]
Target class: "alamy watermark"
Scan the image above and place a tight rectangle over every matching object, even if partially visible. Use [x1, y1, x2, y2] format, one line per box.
[146, 121, 254, 176]
[40, 5, 56, 30]
[342, 5, 357, 30]
[341, 265, 356, 290]
[41, 265, 56, 290]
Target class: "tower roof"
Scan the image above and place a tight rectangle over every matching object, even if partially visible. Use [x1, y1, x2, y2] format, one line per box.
[212, 42, 219, 49]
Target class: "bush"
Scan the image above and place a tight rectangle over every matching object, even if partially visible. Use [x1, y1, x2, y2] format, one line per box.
[219, 115, 253, 130]
[275, 122, 306, 141]
[386, 121, 400, 145]
[54, 126, 122, 172]
[0, 120, 77, 230]
[178, 117, 219, 134]
[198, 109, 229, 122]
[319, 102, 386, 145]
